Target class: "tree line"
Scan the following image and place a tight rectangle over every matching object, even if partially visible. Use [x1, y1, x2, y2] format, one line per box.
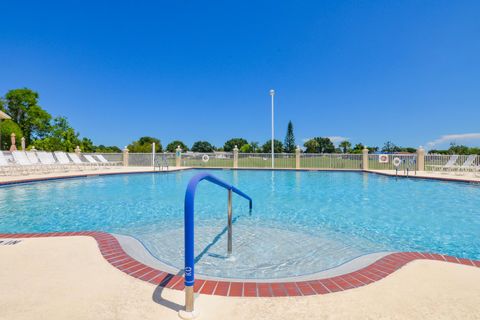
[126, 124, 420, 154]
[429, 143, 480, 155]
[2, 88, 478, 155]
[0, 88, 120, 152]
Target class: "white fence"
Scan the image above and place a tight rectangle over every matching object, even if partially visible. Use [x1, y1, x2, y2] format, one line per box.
[2, 149, 479, 173]
[83, 153, 123, 163]
[179, 153, 362, 169]
[124, 153, 176, 167]
[181, 152, 233, 167]
[368, 154, 417, 171]
[301, 153, 362, 169]
[238, 153, 292, 168]
[425, 154, 480, 171]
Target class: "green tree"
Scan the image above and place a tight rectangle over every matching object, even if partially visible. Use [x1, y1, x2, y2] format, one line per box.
[339, 140, 352, 153]
[127, 136, 162, 153]
[80, 137, 95, 152]
[166, 140, 189, 152]
[399, 147, 416, 153]
[250, 141, 260, 153]
[350, 143, 365, 154]
[3, 88, 52, 145]
[368, 146, 379, 153]
[0, 119, 23, 150]
[223, 138, 248, 152]
[191, 141, 214, 152]
[304, 139, 319, 153]
[0, 97, 5, 112]
[448, 143, 469, 155]
[283, 121, 296, 153]
[349, 143, 378, 154]
[239, 144, 252, 153]
[381, 141, 401, 153]
[33, 117, 80, 152]
[94, 145, 122, 153]
[262, 139, 283, 153]
[469, 147, 480, 155]
[303, 137, 335, 153]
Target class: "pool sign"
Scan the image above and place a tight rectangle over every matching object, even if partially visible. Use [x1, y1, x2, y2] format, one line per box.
[378, 154, 389, 163]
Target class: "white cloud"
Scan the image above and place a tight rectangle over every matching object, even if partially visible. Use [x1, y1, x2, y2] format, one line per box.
[426, 133, 480, 148]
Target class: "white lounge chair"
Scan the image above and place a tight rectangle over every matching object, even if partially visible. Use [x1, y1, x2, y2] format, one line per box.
[25, 151, 51, 173]
[84, 155, 103, 168]
[68, 153, 96, 170]
[95, 154, 121, 166]
[11, 151, 37, 174]
[426, 155, 459, 173]
[454, 155, 477, 175]
[37, 151, 65, 172]
[0, 151, 18, 176]
[54, 151, 82, 171]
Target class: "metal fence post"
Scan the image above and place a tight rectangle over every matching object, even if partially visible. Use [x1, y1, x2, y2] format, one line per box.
[176, 146, 182, 167]
[416, 146, 425, 171]
[295, 146, 301, 169]
[233, 145, 239, 168]
[362, 148, 369, 170]
[123, 147, 129, 167]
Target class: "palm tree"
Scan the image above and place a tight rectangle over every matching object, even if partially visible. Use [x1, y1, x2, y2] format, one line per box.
[339, 140, 351, 153]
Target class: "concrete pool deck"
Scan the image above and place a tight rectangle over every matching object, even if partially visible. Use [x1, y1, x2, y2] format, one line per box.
[1, 168, 480, 318]
[0, 236, 479, 320]
[0, 166, 188, 185]
[367, 169, 480, 183]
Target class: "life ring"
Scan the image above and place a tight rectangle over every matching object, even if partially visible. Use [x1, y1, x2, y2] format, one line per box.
[202, 154, 210, 163]
[393, 157, 402, 167]
[378, 154, 389, 163]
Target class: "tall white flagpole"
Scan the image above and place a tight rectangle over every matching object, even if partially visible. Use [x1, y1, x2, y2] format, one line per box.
[269, 89, 275, 168]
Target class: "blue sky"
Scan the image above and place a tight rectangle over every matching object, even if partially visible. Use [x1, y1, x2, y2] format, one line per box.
[1, 1, 479, 150]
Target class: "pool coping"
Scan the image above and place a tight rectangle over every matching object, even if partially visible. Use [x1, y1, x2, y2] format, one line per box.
[365, 170, 480, 185]
[0, 167, 190, 187]
[1, 232, 478, 297]
[1, 167, 480, 187]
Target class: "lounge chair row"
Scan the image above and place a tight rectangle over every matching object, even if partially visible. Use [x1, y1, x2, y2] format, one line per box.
[0, 151, 120, 176]
[426, 155, 480, 175]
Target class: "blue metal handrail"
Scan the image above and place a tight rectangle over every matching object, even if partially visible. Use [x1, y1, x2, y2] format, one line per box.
[182, 172, 252, 314]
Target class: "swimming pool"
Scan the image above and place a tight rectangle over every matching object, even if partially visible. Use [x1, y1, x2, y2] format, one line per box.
[0, 170, 479, 280]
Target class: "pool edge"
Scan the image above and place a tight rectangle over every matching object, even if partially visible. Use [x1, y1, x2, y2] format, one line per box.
[2, 168, 479, 188]
[1, 231, 478, 297]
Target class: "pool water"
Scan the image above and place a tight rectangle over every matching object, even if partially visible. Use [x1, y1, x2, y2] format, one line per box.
[0, 170, 479, 279]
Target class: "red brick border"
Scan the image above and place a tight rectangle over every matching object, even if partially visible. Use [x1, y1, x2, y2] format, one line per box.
[1, 231, 478, 297]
